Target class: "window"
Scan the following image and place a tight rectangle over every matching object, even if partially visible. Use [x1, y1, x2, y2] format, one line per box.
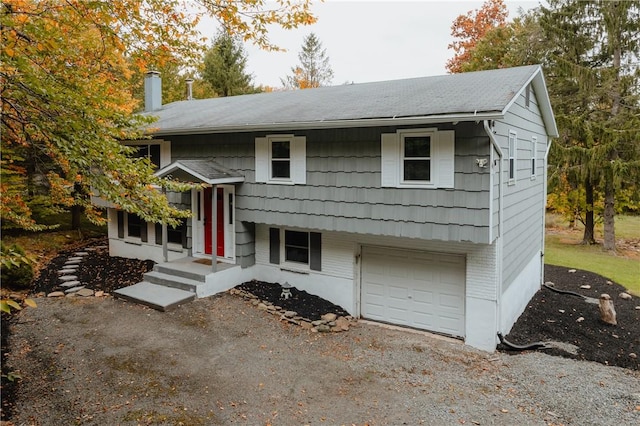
[531, 136, 537, 179]
[381, 128, 454, 188]
[285, 230, 309, 264]
[154, 220, 187, 247]
[125, 140, 170, 170]
[271, 140, 291, 179]
[402, 135, 431, 182]
[255, 135, 306, 184]
[133, 144, 161, 169]
[117, 212, 147, 242]
[269, 227, 321, 271]
[127, 213, 142, 238]
[508, 131, 517, 184]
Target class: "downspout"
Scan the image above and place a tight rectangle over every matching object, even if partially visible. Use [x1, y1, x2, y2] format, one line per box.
[541, 136, 553, 284]
[483, 120, 503, 340]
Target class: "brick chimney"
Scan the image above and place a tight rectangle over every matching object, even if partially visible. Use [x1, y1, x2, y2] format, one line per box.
[144, 71, 162, 112]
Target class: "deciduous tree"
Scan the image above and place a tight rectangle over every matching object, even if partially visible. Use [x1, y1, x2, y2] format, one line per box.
[1, 0, 315, 269]
[282, 32, 333, 89]
[446, 0, 508, 73]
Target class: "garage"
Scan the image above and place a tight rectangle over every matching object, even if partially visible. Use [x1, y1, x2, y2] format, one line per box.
[360, 246, 466, 337]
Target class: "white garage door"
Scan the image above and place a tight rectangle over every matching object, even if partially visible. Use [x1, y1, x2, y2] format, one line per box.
[361, 246, 465, 337]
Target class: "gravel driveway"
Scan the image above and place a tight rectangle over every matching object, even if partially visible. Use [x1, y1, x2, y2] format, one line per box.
[6, 294, 640, 425]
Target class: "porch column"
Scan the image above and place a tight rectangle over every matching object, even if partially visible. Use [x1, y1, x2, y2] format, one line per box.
[162, 188, 168, 262]
[211, 184, 217, 272]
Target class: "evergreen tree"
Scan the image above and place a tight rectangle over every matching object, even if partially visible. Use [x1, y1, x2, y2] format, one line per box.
[202, 31, 255, 97]
[282, 33, 334, 89]
[539, 0, 640, 250]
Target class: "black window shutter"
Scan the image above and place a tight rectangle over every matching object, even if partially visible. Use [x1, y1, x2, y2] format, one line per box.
[155, 223, 162, 245]
[269, 227, 280, 264]
[181, 221, 188, 248]
[117, 211, 124, 238]
[310, 232, 321, 271]
[140, 219, 148, 242]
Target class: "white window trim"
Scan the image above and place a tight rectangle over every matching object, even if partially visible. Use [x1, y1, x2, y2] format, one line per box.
[255, 135, 306, 185]
[125, 139, 171, 169]
[381, 128, 455, 189]
[508, 131, 517, 185]
[400, 129, 435, 187]
[531, 136, 537, 180]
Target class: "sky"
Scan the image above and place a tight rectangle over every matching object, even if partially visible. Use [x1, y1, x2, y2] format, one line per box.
[197, 0, 543, 88]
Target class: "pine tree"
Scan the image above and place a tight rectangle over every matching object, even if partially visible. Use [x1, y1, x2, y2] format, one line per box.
[282, 33, 334, 89]
[202, 31, 255, 97]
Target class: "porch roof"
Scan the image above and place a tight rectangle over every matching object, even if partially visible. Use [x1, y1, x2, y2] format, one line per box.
[155, 159, 245, 184]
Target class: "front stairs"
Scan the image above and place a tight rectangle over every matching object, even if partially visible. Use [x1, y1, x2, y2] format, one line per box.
[114, 258, 215, 311]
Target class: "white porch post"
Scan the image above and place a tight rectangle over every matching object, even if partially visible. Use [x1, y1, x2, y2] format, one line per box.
[162, 188, 168, 262]
[211, 184, 217, 272]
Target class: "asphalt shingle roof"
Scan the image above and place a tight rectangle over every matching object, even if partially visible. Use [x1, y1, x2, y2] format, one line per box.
[145, 65, 546, 135]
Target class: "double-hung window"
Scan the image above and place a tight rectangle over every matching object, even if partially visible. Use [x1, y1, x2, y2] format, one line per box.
[508, 131, 517, 184]
[381, 128, 454, 188]
[269, 227, 321, 271]
[125, 139, 170, 170]
[531, 136, 537, 179]
[255, 135, 306, 184]
[402, 134, 432, 182]
[270, 139, 291, 179]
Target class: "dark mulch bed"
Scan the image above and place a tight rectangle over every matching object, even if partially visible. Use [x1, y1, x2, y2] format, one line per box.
[31, 237, 155, 295]
[237, 280, 350, 321]
[501, 265, 639, 370]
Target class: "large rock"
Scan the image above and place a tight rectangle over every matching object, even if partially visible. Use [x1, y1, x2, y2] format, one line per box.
[321, 313, 337, 322]
[599, 294, 617, 325]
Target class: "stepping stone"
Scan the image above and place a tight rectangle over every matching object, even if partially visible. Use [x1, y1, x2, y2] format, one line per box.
[65, 259, 81, 265]
[47, 291, 65, 298]
[67, 257, 84, 261]
[59, 275, 78, 282]
[64, 286, 86, 294]
[63, 264, 79, 268]
[58, 269, 76, 275]
[74, 252, 89, 256]
[77, 288, 94, 297]
[60, 280, 81, 288]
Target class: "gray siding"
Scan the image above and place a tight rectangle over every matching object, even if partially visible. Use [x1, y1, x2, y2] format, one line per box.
[167, 123, 492, 244]
[235, 221, 255, 268]
[495, 87, 548, 291]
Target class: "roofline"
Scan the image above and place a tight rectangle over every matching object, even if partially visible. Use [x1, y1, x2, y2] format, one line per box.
[156, 161, 245, 184]
[146, 112, 505, 136]
[501, 65, 558, 138]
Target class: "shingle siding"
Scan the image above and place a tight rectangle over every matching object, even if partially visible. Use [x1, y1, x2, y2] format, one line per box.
[167, 124, 492, 244]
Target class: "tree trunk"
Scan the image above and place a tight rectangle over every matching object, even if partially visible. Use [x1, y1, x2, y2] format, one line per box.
[582, 179, 596, 245]
[71, 205, 82, 230]
[603, 173, 616, 251]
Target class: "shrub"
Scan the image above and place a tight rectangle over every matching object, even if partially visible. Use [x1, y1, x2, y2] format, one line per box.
[0, 243, 34, 290]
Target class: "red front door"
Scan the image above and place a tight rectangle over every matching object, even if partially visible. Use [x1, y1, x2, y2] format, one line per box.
[204, 187, 224, 256]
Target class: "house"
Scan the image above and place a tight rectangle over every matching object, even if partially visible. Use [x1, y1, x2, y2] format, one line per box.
[109, 65, 558, 351]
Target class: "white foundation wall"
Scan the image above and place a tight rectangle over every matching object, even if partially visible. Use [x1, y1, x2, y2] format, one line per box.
[254, 224, 500, 350]
[500, 251, 542, 334]
[106, 209, 188, 263]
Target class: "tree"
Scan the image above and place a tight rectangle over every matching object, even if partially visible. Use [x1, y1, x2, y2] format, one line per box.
[202, 31, 255, 97]
[282, 33, 334, 89]
[1, 0, 315, 265]
[446, 0, 509, 73]
[539, 0, 640, 250]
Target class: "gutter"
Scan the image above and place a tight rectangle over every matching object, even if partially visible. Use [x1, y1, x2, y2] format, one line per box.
[146, 112, 505, 137]
[483, 119, 504, 342]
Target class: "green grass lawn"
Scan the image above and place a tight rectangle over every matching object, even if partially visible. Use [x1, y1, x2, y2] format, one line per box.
[545, 214, 640, 295]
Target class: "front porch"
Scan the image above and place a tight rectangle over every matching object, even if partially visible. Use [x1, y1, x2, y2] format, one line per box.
[114, 256, 250, 311]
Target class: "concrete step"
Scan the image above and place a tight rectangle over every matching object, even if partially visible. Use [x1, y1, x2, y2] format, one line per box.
[154, 264, 207, 282]
[114, 282, 196, 311]
[143, 270, 202, 292]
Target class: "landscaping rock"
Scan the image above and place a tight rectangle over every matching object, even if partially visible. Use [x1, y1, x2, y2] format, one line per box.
[64, 286, 86, 294]
[321, 313, 337, 322]
[598, 294, 617, 325]
[77, 288, 94, 297]
[619, 292, 632, 300]
[60, 281, 81, 288]
[47, 291, 65, 298]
